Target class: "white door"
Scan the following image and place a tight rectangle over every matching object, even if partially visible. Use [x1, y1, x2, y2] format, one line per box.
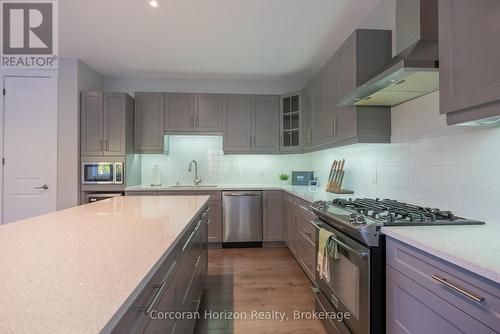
[2, 76, 57, 224]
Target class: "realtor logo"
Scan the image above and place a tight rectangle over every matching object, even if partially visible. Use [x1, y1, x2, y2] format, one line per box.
[1, 0, 58, 69]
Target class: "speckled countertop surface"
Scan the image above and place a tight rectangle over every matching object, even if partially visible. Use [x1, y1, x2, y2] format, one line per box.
[0, 195, 209, 334]
[129, 185, 500, 283]
[125, 184, 355, 202]
[382, 224, 500, 284]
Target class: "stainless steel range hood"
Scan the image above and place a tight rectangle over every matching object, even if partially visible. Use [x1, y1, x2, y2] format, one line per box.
[338, 0, 439, 107]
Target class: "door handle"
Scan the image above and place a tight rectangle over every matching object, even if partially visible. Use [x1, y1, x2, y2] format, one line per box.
[224, 193, 260, 196]
[34, 184, 49, 190]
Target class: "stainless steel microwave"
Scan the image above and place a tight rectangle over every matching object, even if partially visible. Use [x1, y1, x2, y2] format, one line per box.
[82, 162, 123, 184]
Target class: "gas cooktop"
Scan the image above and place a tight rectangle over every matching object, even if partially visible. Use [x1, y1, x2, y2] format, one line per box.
[310, 198, 485, 247]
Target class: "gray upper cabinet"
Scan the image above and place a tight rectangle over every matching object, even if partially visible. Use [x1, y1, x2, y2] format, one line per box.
[195, 94, 223, 132]
[322, 53, 339, 142]
[310, 71, 325, 146]
[223, 95, 253, 153]
[302, 29, 392, 151]
[165, 93, 194, 132]
[104, 93, 133, 156]
[253, 95, 280, 153]
[223, 94, 280, 154]
[134, 92, 165, 153]
[81, 92, 104, 156]
[81, 92, 133, 157]
[439, 0, 500, 125]
[302, 82, 313, 147]
[281, 92, 302, 152]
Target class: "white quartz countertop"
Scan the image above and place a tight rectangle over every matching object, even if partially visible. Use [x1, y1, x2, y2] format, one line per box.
[0, 195, 209, 334]
[127, 184, 500, 283]
[382, 224, 500, 284]
[125, 184, 353, 203]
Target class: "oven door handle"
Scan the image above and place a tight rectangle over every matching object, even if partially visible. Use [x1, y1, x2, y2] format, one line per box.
[329, 235, 369, 258]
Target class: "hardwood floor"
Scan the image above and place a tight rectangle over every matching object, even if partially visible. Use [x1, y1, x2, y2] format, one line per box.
[194, 247, 327, 334]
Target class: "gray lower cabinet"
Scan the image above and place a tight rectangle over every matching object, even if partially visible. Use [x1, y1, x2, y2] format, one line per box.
[252, 95, 280, 153]
[110, 205, 208, 334]
[195, 94, 223, 132]
[134, 92, 165, 153]
[223, 95, 253, 153]
[386, 238, 500, 334]
[81, 92, 134, 156]
[283, 193, 317, 285]
[165, 93, 195, 132]
[439, 0, 500, 125]
[133, 190, 223, 244]
[263, 191, 283, 241]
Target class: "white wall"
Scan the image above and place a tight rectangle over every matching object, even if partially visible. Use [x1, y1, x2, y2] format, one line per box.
[57, 59, 103, 210]
[103, 76, 302, 96]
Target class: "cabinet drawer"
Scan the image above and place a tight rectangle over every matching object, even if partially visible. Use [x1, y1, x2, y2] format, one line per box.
[387, 266, 496, 334]
[387, 238, 500, 332]
[300, 219, 316, 244]
[294, 197, 315, 220]
[298, 230, 316, 282]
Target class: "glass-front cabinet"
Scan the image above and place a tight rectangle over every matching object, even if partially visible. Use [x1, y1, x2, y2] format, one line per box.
[280, 91, 302, 152]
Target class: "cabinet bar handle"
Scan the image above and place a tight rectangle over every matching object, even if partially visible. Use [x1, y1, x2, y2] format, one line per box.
[105, 139, 109, 151]
[100, 139, 103, 151]
[140, 280, 167, 314]
[431, 275, 484, 303]
[299, 204, 314, 215]
[191, 115, 194, 127]
[196, 115, 199, 127]
[332, 116, 337, 137]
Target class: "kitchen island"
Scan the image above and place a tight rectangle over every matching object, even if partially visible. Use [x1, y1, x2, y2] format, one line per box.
[0, 195, 210, 334]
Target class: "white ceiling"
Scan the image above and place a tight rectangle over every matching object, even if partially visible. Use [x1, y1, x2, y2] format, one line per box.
[60, 0, 386, 83]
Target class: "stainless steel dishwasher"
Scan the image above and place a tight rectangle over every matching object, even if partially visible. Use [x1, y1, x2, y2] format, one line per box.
[222, 191, 263, 245]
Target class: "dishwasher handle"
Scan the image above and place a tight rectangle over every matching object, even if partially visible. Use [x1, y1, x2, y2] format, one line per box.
[224, 192, 261, 197]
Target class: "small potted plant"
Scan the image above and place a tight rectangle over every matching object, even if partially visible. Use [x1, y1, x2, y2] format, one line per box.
[278, 173, 290, 185]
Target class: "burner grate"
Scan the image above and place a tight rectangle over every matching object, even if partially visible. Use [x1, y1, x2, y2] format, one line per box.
[332, 198, 458, 224]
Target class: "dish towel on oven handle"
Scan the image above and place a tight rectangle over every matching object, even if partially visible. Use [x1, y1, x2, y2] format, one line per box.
[317, 228, 340, 283]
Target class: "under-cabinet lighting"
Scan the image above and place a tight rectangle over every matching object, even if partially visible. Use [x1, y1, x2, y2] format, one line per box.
[149, 0, 160, 8]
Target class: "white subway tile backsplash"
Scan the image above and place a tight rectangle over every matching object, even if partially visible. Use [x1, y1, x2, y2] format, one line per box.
[139, 91, 500, 223]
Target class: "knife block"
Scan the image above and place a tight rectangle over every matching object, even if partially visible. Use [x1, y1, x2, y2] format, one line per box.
[325, 159, 354, 194]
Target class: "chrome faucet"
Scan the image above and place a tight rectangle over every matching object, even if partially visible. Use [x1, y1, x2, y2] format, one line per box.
[187, 160, 202, 186]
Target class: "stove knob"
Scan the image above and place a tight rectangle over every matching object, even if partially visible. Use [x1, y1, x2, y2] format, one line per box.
[349, 214, 367, 225]
[354, 215, 367, 225]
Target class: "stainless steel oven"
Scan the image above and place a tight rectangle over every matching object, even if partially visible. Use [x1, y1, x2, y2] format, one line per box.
[82, 162, 123, 185]
[314, 219, 384, 334]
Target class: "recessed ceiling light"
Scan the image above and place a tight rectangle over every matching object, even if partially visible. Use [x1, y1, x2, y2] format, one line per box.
[149, 0, 160, 8]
